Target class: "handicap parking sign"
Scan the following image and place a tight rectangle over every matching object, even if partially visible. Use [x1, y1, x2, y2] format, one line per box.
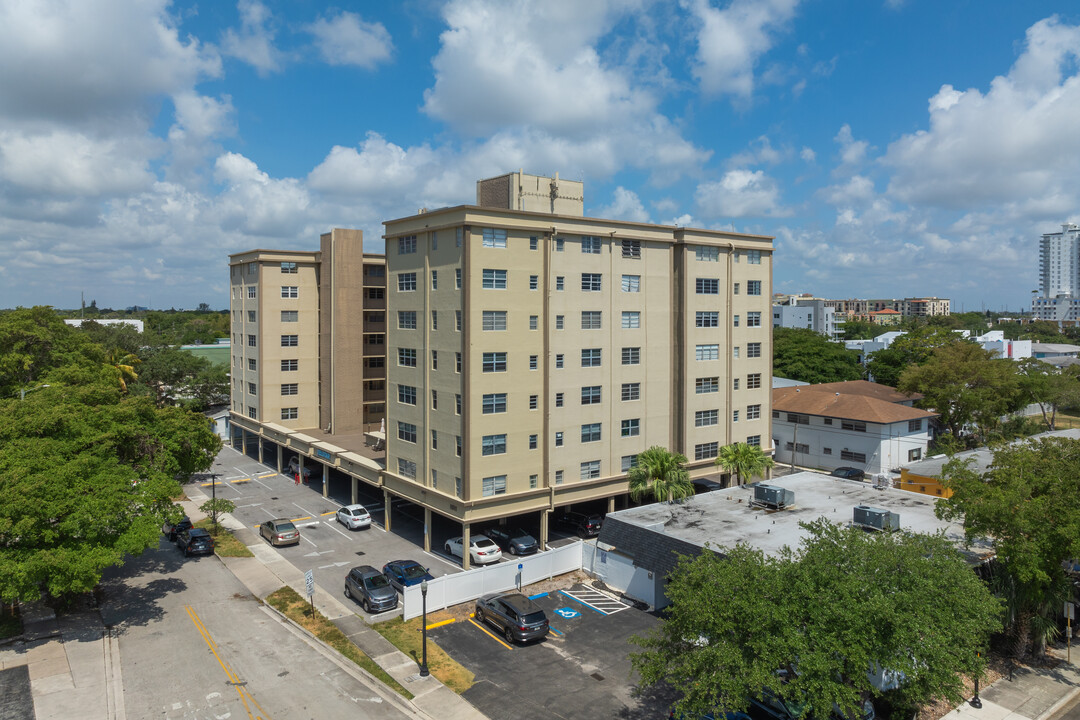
[554, 607, 581, 619]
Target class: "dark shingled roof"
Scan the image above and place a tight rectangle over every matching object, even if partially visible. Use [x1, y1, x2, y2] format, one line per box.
[597, 515, 716, 581]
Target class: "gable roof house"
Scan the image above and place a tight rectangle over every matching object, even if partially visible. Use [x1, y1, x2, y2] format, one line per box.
[772, 380, 937, 476]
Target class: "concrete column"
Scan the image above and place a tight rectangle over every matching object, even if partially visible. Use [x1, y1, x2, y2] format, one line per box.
[608, 496, 616, 514]
[462, 523, 471, 571]
[322, 465, 329, 498]
[258, 436, 264, 464]
[240, 429, 248, 457]
[276, 445, 282, 473]
[423, 508, 432, 553]
[540, 512, 549, 551]
[383, 489, 392, 532]
[351, 476, 358, 505]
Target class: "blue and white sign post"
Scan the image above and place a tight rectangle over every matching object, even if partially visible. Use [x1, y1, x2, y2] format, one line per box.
[517, 563, 523, 591]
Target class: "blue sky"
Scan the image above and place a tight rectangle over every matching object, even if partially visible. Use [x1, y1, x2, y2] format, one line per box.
[1, 0, 1077, 312]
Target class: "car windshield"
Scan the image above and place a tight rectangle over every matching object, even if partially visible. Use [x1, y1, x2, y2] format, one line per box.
[364, 575, 390, 589]
[510, 530, 532, 541]
[276, 522, 296, 532]
[402, 564, 427, 580]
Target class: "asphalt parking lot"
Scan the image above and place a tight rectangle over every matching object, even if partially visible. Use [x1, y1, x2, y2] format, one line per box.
[428, 583, 677, 720]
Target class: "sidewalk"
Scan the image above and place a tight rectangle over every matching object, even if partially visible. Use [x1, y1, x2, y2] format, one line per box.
[943, 647, 1080, 720]
[181, 485, 489, 720]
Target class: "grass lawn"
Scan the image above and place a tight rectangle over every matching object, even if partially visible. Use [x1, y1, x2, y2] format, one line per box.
[0, 605, 21, 639]
[265, 587, 413, 700]
[373, 616, 474, 694]
[1054, 412, 1080, 429]
[193, 518, 254, 558]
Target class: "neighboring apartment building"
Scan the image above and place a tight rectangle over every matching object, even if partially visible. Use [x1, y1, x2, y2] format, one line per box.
[1032, 223, 1080, 325]
[772, 296, 842, 340]
[382, 171, 774, 559]
[228, 229, 387, 434]
[826, 297, 950, 319]
[772, 380, 936, 476]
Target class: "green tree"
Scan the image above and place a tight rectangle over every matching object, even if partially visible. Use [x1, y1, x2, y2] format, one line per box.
[1015, 359, 1080, 431]
[104, 347, 141, 392]
[865, 326, 960, 388]
[841, 319, 878, 340]
[631, 520, 1002, 720]
[938, 436, 1080, 656]
[773, 327, 864, 384]
[628, 446, 693, 503]
[200, 497, 236, 529]
[715, 442, 774, 486]
[898, 342, 1021, 440]
[0, 306, 102, 397]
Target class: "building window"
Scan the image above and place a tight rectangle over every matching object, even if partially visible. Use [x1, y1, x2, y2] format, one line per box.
[734, 283, 740, 295]
[621, 240, 641, 258]
[482, 228, 507, 248]
[398, 273, 417, 292]
[785, 442, 810, 454]
[529, 355, 538, 370]
[431, 310, 438, 330]
[281, 335, 298, 347]
[248, 358, 257, 371]
[581, 348, 602, 367]
[555, 354, 564, 369]
[398, 422, 417, 443]
[747, 312, 762, 327]
[398, 348, 417, 367]
[397, 458, 417, 479]
[695, 246, 719, 262]
[734, 346, 740, 359]
[581, 273, 602, 292]
[247, 334, 257, 347]
[398, 235, 417, 254]
[556, 276, 565, 291]
[529, 395, 538, 410]
[555, 431, 564, 447]
[581, 311, 602, 329]
[747, 404, 761, 420]
[455, 268, 462, 289]
[733, 315, 740, 327]
[621, 347, 641, 365]
[747, 435, 761, 446]
[529, 315, 538, 330]
[482, 352, 507, 372]
[529, 474, 538, 489]
[621, 311, 640, 329]
[695, 442, 719, 460]
[842, 420, 867, 432]
[621, 382, 640, 401]
[620, 274, 641, 293]
[482, 310, 507, 331]
[456, 310, 462, 331]
[455, 352, 462, 373]
[747, 280, 762, 296]
[555, 392, 564, 407]
[247, 285, 257, 299]
[247, 407, 257, 419]
[747, 342, 762, 358]
[786, 413, 809, 424]
[482, 269, 508, 289]
[481, 475, 508, 497]
[280, 310, 298, 323]
[733, 410, 740, 422]
[530, 236, 538, 250]
[247, 310, 256, 322]
[398, 311, 417, 329]
[367, 288, 384, 300]
[398, 385, 416, 405]
[431, 350, 438, 370]
[696, 376, 719, 393]
[431, 271, 438, 290]
[581, 423, 601, 443]
[581, 386, 602, 405]
[482, 393, 507, 414]
[747, 373, 762, 389]
[482, 434, 507, 456]
[621, 418, 640, 437]
[908, 448, 922, 462]
[431, 390, 438, 410]
[695, 410, 718, 427]
[908, 419, 923, 432]
[696, 344, 719, 361]
[621, 455, 638, 472]
[281, 407, 297, 420]
[840, 449, 867, 462]
[581, 460, 601, 480]
[431, 430, 438, 450]
[281, 261, 297, 273]
[696, 278, 719, 294]
[281, 383, 298, 396]
[281, 286, 298, 298]
[747, 250, 762, 264]
[696, 311, 719, 328]
[365, 265, 385, 277]
[247, 382, 257, 395]
[555, 238, 565, 252]
[734, 378, 740, 390]
[456, 394, 462, 414]
[556, 315, 564, 330]
[456, 227, 463, 248]
[530, 275, 539, 290]
[582, 236, 602, 254]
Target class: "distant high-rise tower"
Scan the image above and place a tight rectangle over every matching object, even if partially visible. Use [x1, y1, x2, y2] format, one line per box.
[1032, 223, 1080, 323]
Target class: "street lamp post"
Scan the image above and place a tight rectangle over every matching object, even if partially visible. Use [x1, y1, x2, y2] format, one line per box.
[211, 472, 219, 532]
[969, 651, 982, 709]
[419, 580, 430, 677]
[19, 384, 50, 401]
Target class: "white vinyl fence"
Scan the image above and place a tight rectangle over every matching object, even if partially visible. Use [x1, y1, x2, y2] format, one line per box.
[402, 542, 584, 620]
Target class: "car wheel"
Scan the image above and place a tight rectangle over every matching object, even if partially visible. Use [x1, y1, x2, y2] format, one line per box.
[504, 627, 514, 644]
[345, 584, 352, 599]
[475, 608, 483, 623]
[509, 545, 517, 556]
[362, 598, 371, 613]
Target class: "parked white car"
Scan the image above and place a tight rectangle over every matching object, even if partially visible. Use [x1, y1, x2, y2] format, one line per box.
[444, 535, 502, 565]
[336, 504, 372, 530]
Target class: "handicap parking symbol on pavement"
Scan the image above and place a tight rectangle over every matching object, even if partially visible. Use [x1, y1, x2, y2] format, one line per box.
[554, 607, 581, 619]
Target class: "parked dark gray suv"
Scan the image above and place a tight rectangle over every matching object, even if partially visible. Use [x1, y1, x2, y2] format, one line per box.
[345, 565, 398, 614]
[484, 527, 539, 555]
[475, 592, 550, 644]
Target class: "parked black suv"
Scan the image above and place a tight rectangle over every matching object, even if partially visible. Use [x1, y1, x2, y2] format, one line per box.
[555, 511, 603, 538]
[176, 528, 215, 556]
[162, 516, 193, 541]
[484, 527, 539, 556]
[475, 592, 550, 644]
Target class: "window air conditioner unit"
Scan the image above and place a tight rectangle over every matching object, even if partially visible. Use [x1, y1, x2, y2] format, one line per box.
[752, 484, 795, 510]
[853, 505, 900, 532]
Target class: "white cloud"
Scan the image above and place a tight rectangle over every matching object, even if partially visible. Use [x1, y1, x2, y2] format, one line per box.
[834, 124, 869, 166]
[800, 146, 816, 162]
[221, 0, 283, 75]
[684, 0, 800, 98]
[821, 175, 875, 206]
[212, 153, 311, 236]
[172, 93, 235, 140]
[882, 16, 1080, 213]
[306, 11, 393, 69]
[695, 169, 789, 218]
[595, 187, 650, 222]
[0, 129, 157, 197]
[308, 133, 438, 198]
[729, 136, 784, 167]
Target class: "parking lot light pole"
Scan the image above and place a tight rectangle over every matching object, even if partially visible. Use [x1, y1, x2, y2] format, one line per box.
[420, 580, 430, 677]
[970, 651, 982, 709]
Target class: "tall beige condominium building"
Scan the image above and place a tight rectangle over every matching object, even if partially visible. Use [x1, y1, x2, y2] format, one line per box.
[384, 172, 774, 552]
[229, 229, 386, 433]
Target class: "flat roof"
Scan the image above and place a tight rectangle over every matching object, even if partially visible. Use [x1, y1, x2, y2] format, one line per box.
[602, 471, 994, 563]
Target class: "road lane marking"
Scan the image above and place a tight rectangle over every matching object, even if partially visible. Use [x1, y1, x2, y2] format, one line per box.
[426, 619, 455, 630]
[185, 605, 270, 719]
[467, 617, 513, 650]
[257, 472, 276, 478]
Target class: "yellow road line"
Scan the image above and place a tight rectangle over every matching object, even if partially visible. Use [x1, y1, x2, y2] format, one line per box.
[320, 511, 336, 517]
[292, 516, 312, 522]
[231, 479, 250, 483]
[467, 617, 513, 650]
[257, 472, 276, 478]
[200, 481, 222, 487]
[185, 605, 271, 719]
[426, 618, 455, 630]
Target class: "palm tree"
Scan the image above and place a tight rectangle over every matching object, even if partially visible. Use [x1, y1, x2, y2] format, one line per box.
[628, 446, 693, 503]
[105, 348, 141, 392]
[715, 442, 775, 487]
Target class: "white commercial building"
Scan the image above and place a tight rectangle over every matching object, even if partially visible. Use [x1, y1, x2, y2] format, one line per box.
[772, 298, 842, 340]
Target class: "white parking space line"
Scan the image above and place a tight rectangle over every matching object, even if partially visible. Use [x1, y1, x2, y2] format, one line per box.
[324, 520, 351, 539]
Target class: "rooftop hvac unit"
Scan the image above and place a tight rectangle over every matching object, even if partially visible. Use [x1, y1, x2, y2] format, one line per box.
[853, 505, 900, 532]
[752, 484, 795, 510]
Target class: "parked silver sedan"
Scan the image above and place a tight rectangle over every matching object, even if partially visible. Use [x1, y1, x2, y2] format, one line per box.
[260, 518, 300, 546]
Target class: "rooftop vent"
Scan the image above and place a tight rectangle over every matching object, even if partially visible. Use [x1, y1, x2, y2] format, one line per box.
[853, 505, 900, 532]
[752, 484, 795, 510]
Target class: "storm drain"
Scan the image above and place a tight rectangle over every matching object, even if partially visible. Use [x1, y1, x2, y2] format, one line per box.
[591, 673, 605, 682]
